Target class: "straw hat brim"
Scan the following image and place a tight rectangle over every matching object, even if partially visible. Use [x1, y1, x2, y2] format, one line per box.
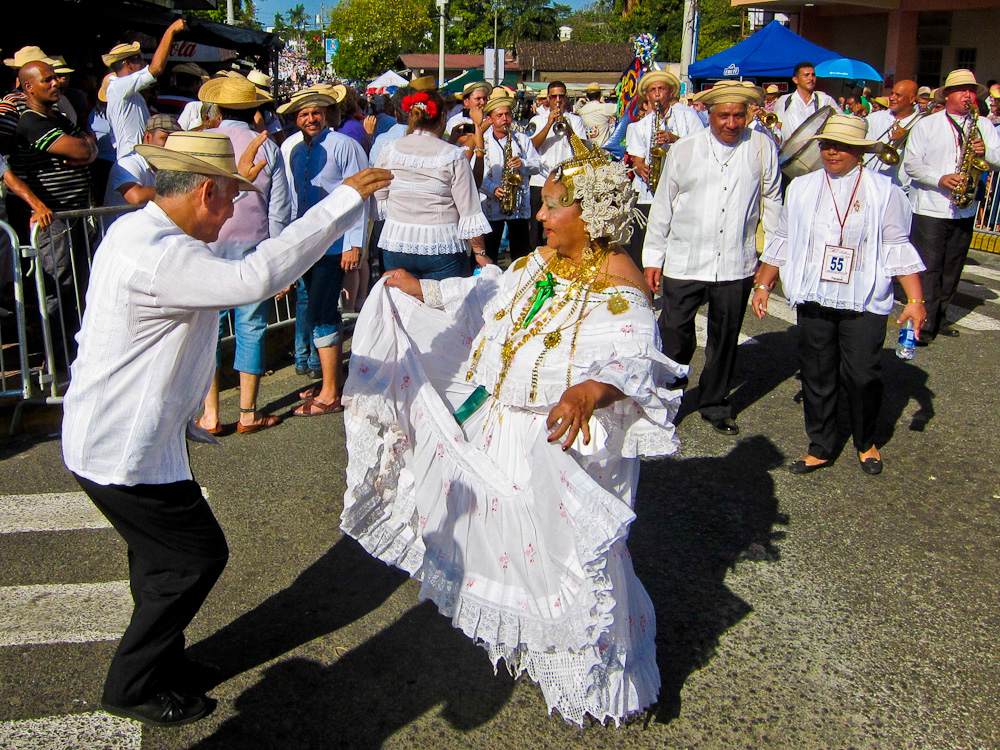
[102, 43, 142, 68]
[277, 93, 336, 115]
[135, 145, 260, 193]
[638, 71, 680, 96]
[697, 87, 762, 108]
[198, 77, 273, 109]
[807, 133, 884, 153]
[942, 82, 987, 99]
[483, 97, 514, 115]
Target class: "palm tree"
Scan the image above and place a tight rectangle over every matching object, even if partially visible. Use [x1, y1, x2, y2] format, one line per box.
[287, 4, 308, 39]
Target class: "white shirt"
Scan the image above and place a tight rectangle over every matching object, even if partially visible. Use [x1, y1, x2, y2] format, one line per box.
[527, 111, 588, 187]
[178, 99, 202, 131]
[578, 100, 618, 146]
[863, 109, 923, 191]
[106, 67, 156, 158]
[761, 166, 924, 315]
[103, 151, 154, 210]
[374, 130, 490, 254]
[902, 108, 1000, 219]
[480, 129, 541, 221]
[62, 188, 364, 486]
[643, 127, 782, 281]
[776, 89, 838, 142]
[626, 105, 706, 204]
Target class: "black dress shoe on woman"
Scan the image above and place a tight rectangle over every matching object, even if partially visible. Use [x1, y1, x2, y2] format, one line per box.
[788, 458, 830, 475]
[102, 689, 215, 727]
[703, 415, 739, 435]
[859, 456, 883, 475]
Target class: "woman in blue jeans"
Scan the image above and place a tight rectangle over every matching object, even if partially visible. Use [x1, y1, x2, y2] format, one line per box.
[372, 81, 491, 280]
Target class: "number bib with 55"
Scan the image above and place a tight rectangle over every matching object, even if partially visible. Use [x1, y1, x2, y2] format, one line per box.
[821, 244, 855, 284]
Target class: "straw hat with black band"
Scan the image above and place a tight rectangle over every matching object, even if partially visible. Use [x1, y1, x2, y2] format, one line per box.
[638, 70, 679, 97]
[198, 73, 272, 110]
[50, 55, 74, 75]
[175, 63, 210, 82]
[584, 82, 602, 95]
[482, 96, 514, 115]
[695, 80, 763, 108]
[808, 113, 885, 154]
[277, 90, 339, 116]
[411, 75, 438, 93]
[463, 80, 493, 99]
[246, 70, 271, 91]
[102, 42, 142, 68]
[136, 131, 260, 192]
[941, 68, 987, 99]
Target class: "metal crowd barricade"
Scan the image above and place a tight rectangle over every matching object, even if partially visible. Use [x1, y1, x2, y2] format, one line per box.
[973, 172, 1000, 254]
[0, 220, 33, 419]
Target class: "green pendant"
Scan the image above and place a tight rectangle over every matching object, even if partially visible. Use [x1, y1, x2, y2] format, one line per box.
[522, 272, 556, 329]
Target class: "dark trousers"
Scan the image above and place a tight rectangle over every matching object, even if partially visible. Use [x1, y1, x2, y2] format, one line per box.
[796, 303, 887, 460]
[909, 213, 974, 339]
[659, 275, 754, 420]
[484, 219, 531, 264]
[528, 185, 544, 251]
[74, 475, 229, 706]
[627, 204, 652, 269]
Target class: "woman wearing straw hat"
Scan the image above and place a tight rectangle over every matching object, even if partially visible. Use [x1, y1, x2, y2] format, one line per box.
[62, 129, 391, 727]
[752, 114, 926, 475]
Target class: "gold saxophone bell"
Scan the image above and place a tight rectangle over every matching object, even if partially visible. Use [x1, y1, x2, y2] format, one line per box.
[877, 144, 900, 166]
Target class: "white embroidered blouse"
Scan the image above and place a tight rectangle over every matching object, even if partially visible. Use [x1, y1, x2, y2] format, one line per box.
[374, 129, 490, 255]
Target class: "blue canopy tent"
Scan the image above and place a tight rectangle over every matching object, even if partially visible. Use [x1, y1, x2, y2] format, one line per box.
[688, 21, 840, 80]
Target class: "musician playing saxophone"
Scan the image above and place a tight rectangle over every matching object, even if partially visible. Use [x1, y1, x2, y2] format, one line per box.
[902, 69, 1000, 343]
[625, 71, 705, 266]
[480, 95, 541, 263]
[863, 79, 922, 192]
[527, 81, 588, 250]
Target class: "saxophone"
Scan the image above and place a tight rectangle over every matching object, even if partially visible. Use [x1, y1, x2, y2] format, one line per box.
[951, 100, 990, 209]
[499, 124, 523, 216]
[647, 103, 670, 194]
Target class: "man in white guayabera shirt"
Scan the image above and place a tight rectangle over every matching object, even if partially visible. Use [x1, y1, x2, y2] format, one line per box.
[61, 129, 390, 729]
[643, 81, 782, 437]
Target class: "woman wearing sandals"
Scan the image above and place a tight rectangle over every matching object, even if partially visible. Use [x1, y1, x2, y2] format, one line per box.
[752, 114, 926, 476]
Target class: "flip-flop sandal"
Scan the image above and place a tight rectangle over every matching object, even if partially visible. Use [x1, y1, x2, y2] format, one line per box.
[236, 415, 282, 434]
[294, 398, 344, 416]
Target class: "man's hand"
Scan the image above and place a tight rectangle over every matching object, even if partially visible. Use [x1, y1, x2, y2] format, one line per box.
[972, 136, 986, 156]
[29, 204, 54, 230]
[238, 131, 269, 182]
[546, 380, 624, 451]
[342, 168, 394, 199]
[383, 268, 422, 300]
[363, 115, 377, 136]
[752, 287, 770, 319]
[506, 156, 523, 170]
[168, 18, 188, 34]
[341, 247, 360, 271]
[470, 106, 484, 127]
[898, 301, 926, 337]
[653, 130, 678, 145]
[938, 173, 964, 191]
[643, 267, 661, 293]
[275, 284, 293, 301]
[636, 163, 650, 181]
[494, 186, 505, 200]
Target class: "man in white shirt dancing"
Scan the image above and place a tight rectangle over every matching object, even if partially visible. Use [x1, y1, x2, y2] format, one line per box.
[776, 62, 838, 143]
[62, 130, 390, 727]
[643, 82, 782, 435]
[903, 69, 1000, 342]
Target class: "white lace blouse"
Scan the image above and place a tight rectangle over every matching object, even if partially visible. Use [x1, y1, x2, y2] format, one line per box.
[374, 130, 491, 255]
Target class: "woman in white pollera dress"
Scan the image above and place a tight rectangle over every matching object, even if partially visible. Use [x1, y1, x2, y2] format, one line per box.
[341, 138, 686, 725]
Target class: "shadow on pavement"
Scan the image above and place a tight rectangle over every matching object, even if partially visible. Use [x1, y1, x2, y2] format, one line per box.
[878, 347, 935, 437]
[191, 601, 513, 749]
[630, 435, 788, 724]
[186, 537, 408, 684]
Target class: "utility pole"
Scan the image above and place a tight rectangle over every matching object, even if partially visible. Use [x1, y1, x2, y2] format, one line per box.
[437, 0, 447, 85]
[226, 0, 235, 25]
[679, 0, 697, 96]
[493, 3, 499, 87]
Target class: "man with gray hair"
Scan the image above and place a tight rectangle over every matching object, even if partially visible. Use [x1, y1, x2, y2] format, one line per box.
[643, 82, 782, 436]
[61, 129, 390, 727]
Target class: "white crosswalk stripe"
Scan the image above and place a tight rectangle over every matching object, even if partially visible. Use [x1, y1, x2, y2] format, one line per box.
[0, 492, 144, 744]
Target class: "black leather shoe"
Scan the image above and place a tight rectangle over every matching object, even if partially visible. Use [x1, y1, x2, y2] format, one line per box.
[703, 415, 739, 435]
[788, 458, 830, 475]
[295, 367, 322, 379]
[859, 456, 883, 475]
[102, 689, 215, 727]
[938, 326, 960, 338]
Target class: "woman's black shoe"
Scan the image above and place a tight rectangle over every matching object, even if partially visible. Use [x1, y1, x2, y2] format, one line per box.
[788, 458, 830, 475]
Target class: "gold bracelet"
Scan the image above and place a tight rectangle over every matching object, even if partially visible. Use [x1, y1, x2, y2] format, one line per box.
[907, 299, 925, 304]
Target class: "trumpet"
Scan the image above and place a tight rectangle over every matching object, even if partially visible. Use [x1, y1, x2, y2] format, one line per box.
[755, 109, 781, 142]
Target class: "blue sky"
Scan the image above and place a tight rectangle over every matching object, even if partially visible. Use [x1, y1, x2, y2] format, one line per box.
[254, 0, 589, 28]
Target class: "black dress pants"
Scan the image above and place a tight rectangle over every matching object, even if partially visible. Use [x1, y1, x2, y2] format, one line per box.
[909, 213, 974, 339]
[795, 303, 887, 460]
[74, 475, 229, 706]
[484, 219, 531, 264]
[627, 204, 652, 269]
[659, 275, 754, 420]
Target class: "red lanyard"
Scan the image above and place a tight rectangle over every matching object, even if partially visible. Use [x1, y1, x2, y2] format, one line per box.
[824, 167, 863, 245]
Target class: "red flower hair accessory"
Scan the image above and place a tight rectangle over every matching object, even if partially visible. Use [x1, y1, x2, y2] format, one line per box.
[401, 91, 437, 118]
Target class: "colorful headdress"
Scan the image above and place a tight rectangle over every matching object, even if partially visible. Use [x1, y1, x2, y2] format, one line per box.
[552, 133, 639, 245]
[401, 91, 438, 119]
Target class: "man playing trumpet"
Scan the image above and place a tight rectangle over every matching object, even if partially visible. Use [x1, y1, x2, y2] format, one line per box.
[864, 79, 922, 192]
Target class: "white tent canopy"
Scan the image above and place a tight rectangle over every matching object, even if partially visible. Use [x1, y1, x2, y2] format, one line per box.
[367, 70, 408, 92]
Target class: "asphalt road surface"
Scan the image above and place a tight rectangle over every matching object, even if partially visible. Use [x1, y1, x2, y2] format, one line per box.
[1, 252, 999, 750]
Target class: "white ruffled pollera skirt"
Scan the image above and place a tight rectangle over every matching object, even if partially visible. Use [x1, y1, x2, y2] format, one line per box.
[342, 283, 661, 725]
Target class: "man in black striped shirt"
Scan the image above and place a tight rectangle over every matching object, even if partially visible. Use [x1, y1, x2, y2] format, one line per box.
[15, 60, 96, 364]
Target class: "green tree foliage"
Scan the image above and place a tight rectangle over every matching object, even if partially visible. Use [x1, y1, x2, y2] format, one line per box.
[560, 1, 630, 43]
[188, 0, 261, 30]
[327, 0, 435, 80]
[615, 0, 742, 61]
[444, 0, 564, 54]
[287, 4, 309, 38]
